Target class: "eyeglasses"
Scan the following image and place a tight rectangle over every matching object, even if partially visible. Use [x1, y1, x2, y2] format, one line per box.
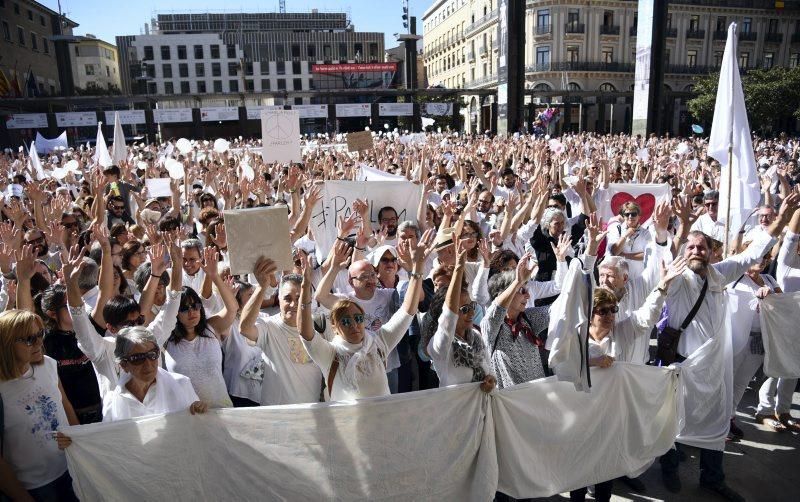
[338, 314, 365, 327]
[350, 272, 377, 282]
[478, 199, 492, 205]
[460, 232, 478, 239]
[458, 302, 476, 315]
[122, 348, 160, 365]
[380, 256, 397, 264]
[117, 315, 145, 328]
[547, 204, 560, 209]
[25, 236, 45, 246]
[61, 221, 79, 229]
[15, 329, 45, 346]
[704, 202, 718, 207]
[516, 287, 529, 295]
[179, 303, 201, 313]
[111, 204, 125, 211]
[622, 212, 640, 218]
[380, 217, 398, 224]
[593, 306, 619, 316]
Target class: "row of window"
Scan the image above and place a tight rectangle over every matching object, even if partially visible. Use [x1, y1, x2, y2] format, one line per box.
[146, 60, 310, 79]
[1, 1, 48, 28]
[84, 64, 116, 77]
[1, 20, 49, 54]
[142, 43, 233, 61]
[155, 77, 309, 94]
[141, 42, 381, 63]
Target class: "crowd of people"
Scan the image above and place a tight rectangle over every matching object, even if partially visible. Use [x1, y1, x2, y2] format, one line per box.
[1, 129, 799, 501]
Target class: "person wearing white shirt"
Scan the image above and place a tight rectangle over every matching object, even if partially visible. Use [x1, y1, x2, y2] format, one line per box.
[605, 201, 653, 277]
[690, 191, 726, 243]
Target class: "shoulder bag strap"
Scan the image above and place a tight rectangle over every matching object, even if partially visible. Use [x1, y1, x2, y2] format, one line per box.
[679, 279, 708, 332]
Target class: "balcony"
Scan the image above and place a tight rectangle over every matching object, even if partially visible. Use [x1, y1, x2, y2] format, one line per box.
[535, 24, 552, 35]
[478, 45, 487, 56]
[467, 73, 498, 89]
[525, 61, 635, 73]
[739, 31, 758, 41]
[713, 30, 727, 40]
[666, 64, 720, 74]
[686, 29, 705, 39]
[464, 9, 499, 37]
[467, 51, 475, 62]
[492, 39, 499, 51]
[765, 32, 783, 43]
[600, 25, 620, 36]
[565, 23, 585, 34]
[666, 27, 678, 38]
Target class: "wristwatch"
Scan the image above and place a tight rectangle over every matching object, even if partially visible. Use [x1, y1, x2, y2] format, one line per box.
[656, 283, 668, 295]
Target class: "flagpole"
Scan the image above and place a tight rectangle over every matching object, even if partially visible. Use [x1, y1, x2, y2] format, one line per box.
[723, 24, 736, 257]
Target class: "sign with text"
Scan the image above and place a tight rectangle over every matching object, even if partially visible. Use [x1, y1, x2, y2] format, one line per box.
[5, 113, 48, 129]
[55, 112, 97, 127]
[379, 103, 413, 117]
[346, 131, 374, 152]
[335, 103, 371, 118]
[311, 63, 398, 73]
[260, 109, 301, 164]
[103, 110, 146, 125]
[423, 103, 453, 116]
[153, 108, 193, 123]
[225, 206, 293, 274]
[246, 106, 283, 120]
[200, 107, 239, 122]
[291, 105, 328, 119]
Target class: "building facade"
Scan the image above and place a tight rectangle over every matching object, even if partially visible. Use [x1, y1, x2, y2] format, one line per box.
[69, 35, 121, 93]
[423, 0, 800, 134]
[116, 11, 384, 105]
[0, 0, 78, 96]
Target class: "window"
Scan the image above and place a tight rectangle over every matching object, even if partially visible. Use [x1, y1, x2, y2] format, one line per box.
[106, 66, 110, 77]
[261, 79, 271, 91]
[742, 18, 752, 33]
[602, 47, 613, 63]
[293, 78, 302, 90]
[339, 43, 348, 60]
[603, 10, 614, 28]
[354, 43, 363, 60]
[194, 45, 203, 59]
[229, 80, 239, 92]
[537, 9, 550, 28]
[291, 44, 300, 59]
[228, 62, 238, 76]
[768, 19, 779, 34]
[162, 64, 172, 78]
[210, 45, 220, 58]
[687, 49, 697, 67]
[195, 63, 205, 77]
[276, 60, 285, 74]
[323, 44, 332, 60]
[716, 17, 727, 32]
[275, 44, 286, 61]
[143, 46, 154, 60]
[2, 21, 9, 42]
[26, 9, 31, 20]
[164, 82, 174, 94]
[739, 52, 750, 68]
[244, 62, 253, 76]
[197, 81, 206, 93]
[85, 64, 94, 75]
[567, 9, 580, 29]
[245, 79, 254, 92]
[307, 44, 317, 59]
[369, 43, 379, 61]
[42, 37, 48, 54]
[714, 51, 723, 66]
[161, 46, 171, 60]
[535, 46, 550, 66]
[180, 81, 190, 94]
[179, 63, 188, 78]
[39, 15, 45, 27]
[213, 80, 222, 92]
[764, 52, 774, 69]
[277, 78, 286, 90]
[665, 49, 671, 63]
[689, 15, 699, 32]
[177, 45, 186, 59]
[13, 2, 19, 14]
[790, 53, 800, 68]
[147, 82, 156, 94]
[211, 62, 221, 77]
[227, 44, 236, 58]
[260, 62, 270, 75]
[567, 45, 579, 63]
[292, 61, 301, 74]
[17, 26, 24, 45]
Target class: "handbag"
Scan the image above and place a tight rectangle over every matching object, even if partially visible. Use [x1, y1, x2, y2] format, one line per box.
[656, 279, 707, 366]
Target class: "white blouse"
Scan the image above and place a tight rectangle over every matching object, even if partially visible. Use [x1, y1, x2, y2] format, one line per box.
[165, 329, 233, 408]
[102, 367, 199, 422]
[427, 307, 492, 387]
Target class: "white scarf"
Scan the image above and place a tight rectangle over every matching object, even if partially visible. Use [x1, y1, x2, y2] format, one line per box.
[335, 334, 385, 395]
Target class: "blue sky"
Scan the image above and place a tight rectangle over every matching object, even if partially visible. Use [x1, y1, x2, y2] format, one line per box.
[40, 0, 429, 49]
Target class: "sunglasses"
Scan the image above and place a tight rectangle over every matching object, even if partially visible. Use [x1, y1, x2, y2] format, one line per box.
[122, 348, 160, 365]
[339, 314, 365, 327]
[25, 236, 45, 246]
[179, 303, 201, 313]
[593, 305, 619, 316]
[704, 202, 718, 207]
[461, 232, 479, 239]
[117, 315, 146, 328]
[111, 204, 125, 211]
[622, 212, 639, 218]
[15, 329, 45, 346]
[458, 302, 476, 315]
[61, 221, 79, 229]
[517, 287, 529, 295]
[380, 256, 398, 264]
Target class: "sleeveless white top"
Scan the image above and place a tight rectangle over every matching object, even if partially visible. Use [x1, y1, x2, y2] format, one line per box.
[165, 328, 233, 408]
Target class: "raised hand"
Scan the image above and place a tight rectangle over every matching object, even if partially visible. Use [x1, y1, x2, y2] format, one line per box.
[550, 233, 572, 262]
[515, 252, 536, 284]
[201, 246, 220, 277]
[478, 237, 491, 266]
[337, 212, 359, 237]
[252, 256, 278, 288]
[149, 243, 168, 277]
[331, 240, 352, 270]
[60, 244, 86, 280]
[653, 201, 671, 234]
[0, 243, 13, 274]
[453, 237, 468, 266]
[13, 244, 36, 282]
[660, 256, 687, 287]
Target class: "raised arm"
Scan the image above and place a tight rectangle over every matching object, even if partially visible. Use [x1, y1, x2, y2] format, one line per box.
[298, 254, 316, 342]
[290, 184, 322, 243]
[239, 256, 278, 342]
[202, 247, 238, 338]
[13, 244, 35, 313]
[430, 241, 468, 358]
[314, 240, 351, 310]
[91, 224, 114, 327]
[138, 243, 168, 325]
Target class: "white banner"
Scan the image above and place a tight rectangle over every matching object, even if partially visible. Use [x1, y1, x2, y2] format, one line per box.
[356, 164, 406, 182]
[292, 105, 328, 119]
[335, 103, 371, 118]
[311, 180, 421, 257]
[260, 109, 301, 164]
[246, 106, 283, 120]
[104, 110, 146, 125]
[200, 107, 239, 122]
[144, 178, 172, 198]
[379, 103, 413, 117]
[5, 113, 48, 129]
[55, 112, 97, 128]
[34, 132, 68, 153]
[423, 103, 453, 116]
[153, 108, 193, 124]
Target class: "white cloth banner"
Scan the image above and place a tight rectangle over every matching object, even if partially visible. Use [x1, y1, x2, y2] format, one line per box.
[65, 384, 497, 502]
[597, 183, 672, 226]
[355, 164, 406, 182]
[493, 364, 679, 498]
[759, 291, 800, 378]
[34, 132, 68, 153]
[311, 180, 421, 257]
[63, 366, 679, 501]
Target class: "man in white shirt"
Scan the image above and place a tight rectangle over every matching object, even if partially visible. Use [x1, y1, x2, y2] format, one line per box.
[690, 190, 726, 243]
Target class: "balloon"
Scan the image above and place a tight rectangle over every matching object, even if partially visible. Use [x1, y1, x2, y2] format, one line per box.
[213, 138, 230, 153]
[691, 124, 704, 134]
[64, 159, 80, 173]
[165, 158, 185, 179]
[240, 163, 255, 181]
[175, 138, 192, 154]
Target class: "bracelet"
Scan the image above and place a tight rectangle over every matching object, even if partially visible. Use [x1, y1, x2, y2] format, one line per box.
[300, 301, 313, 308]
[150, 273, 162, 278]
[409, 271, 423, 279]
[354, 245, 366, 251]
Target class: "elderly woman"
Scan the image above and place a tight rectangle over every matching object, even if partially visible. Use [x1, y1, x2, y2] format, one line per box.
[298, 240, 426, 401]
[423, 241, 496, 390]
[103, 327, 208, 421]
[0, 310, 79, 501]
[606, 201, 652, 277]
[530, 207, 574, 305]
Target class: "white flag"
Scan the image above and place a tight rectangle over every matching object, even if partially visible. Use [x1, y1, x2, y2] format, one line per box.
[111, 112, 127, 165]
[93, 122, 113, 168]
[708, 22, 760, 247]
[28, 141, 45, 180]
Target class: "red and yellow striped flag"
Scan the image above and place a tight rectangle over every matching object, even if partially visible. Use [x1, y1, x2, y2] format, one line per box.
[0, 69, 11, 97]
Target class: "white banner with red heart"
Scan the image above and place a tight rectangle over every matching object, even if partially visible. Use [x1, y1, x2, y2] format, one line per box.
[597, 183, 672, 225]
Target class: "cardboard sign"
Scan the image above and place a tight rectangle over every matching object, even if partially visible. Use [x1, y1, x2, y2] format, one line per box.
[261, 109, 301, 164]
[224, 206, 293, 274]
[346, 131, 374, 152]
[145, 178, 172, 198]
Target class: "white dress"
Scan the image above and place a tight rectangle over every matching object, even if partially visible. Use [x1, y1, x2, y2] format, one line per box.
[165, 328, 233, 408]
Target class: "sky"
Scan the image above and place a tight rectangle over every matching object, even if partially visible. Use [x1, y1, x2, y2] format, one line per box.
[39, 0, 429, 49]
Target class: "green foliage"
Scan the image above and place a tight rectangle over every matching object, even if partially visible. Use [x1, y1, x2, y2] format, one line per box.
[687, 66, 800, 133]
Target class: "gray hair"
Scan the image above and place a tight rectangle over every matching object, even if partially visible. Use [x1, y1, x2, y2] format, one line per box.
[598, 255, 629, 276]
[181, 238, 203, 253]
[77, 257, 100, 292]
[488, 270, 516, 300]
[397, 220, 421, 239]
[280, 273, 303, 287]
[114, 326, 158, 363]
[540, 207, 567, 230]
[703, 190, 720, 201]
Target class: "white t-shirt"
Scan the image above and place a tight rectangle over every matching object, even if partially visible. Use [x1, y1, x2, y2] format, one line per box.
[427, 308, 492, 387]
[0, 357, 69, 489]
[102, 367, 199, 422]
[255, 313, 324, 405]
[165, 330, 233, 408]
[334, 288, 402, 371]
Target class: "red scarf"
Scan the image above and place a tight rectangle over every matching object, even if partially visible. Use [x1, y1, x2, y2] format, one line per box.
[505, 315, 543, 347]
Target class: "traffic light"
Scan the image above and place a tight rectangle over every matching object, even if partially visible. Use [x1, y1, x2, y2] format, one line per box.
[402, 3, 409, 29]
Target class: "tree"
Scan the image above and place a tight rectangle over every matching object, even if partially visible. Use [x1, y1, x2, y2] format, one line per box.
[687, 66, 800, 134]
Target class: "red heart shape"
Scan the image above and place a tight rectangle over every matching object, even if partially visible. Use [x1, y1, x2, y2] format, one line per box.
[610, 192, 656, 222]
